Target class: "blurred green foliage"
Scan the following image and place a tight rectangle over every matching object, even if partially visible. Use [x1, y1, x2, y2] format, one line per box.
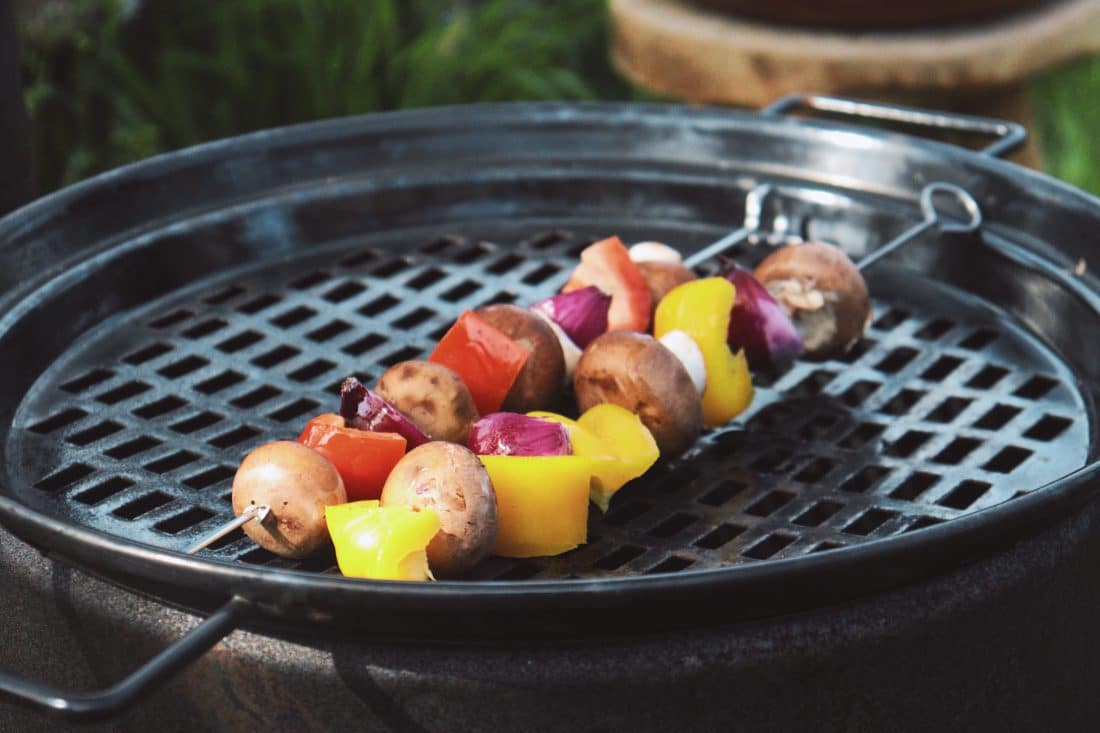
[17, 0, 1100, 195]
[19, 0, 637, 191]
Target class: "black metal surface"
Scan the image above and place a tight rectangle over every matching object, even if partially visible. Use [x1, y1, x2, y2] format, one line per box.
[0, 101, 1099, 639]
[0, 0, 35, 216]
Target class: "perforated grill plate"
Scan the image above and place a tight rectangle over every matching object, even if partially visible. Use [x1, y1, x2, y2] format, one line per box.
[9, 229, 1088, 581]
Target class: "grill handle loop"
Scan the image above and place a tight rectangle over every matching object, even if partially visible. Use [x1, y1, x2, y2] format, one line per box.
[762, 93, 1028, 158]
[0, 595, 248, 722]
[858, 182, 983, 271]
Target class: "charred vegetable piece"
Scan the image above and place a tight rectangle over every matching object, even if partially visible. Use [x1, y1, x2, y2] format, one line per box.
[563, 236, 651, 333]
[340, 377, 430, 449]
[654, 277, 754, 427]
[380, 441, 497, 577]
[475, 304, 565, 412]
[326, 501, 440, 581]
[754, 241, 871, 359]
[376, 360, 479, 444]
[480, 454, 594, 558]
[531, 404, 659, 512]
[573, 331, 702, 456]
[468, 412, 571, 457]
[232, 441, 347, 558]
[721, 260, 804, 371]
[298, 413, 407, 501]
[529, 286, 611, 350]
[429, 310, 530, 415]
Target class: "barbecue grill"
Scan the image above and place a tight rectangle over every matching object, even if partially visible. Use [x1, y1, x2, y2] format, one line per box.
[1, 95, 1099, 731]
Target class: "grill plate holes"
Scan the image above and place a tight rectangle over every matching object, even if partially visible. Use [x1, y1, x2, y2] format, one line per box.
[745, 491, 794, 517]
[406, 267, 446, 289]
[890, 471, 940, 501]
[29, 408, 88, 434]
[148, 309, 193, 329]
[204, 284, 246, 304]
[841, 465, 891, 493]
[322, 281, 366, 303]
[793, 458, 837, 483]
[922, 355, 964, 381]
[158, 355, 209, 378]
[793, 500, 843, 527]
[341, 248, 380, 267]
[522, 262, 561, 285]
[144, 450, 200, 474]
[195, 371, 245, 395]
[604, 501, 651, 526]
[133, 396, 187, 419]
[343, 333, 387, 356]
[237, 293, 281, 314]
[938, 480, 992, 510]
[1025, 415, 1072, 441]
[292, 271, 331, 290]
[593, 545, 645, 571]
[183, 465, 235, 490]
[743, 532, 796, 560]
[113, 491, 172, 520]
[839, 422, 884, 449]
[371, 259, 408, 278]
[271, 306, 317, 328]
[916, 318, 955, 339]
[974, 403, 1021, 430]
[123, 343, 172, 365]
[35, 464, 94, 492]
[170, 411, 223, 434]
[380, 346, 422, 368]
[873, 308, 911, 331]
[268, 398, 320, 422]
[696, 523, 745, 550]
[875, 347, 918, 374]
[886, 430, 933, 457]
[841, 380, 880, 406]
[231, 386, 282, 409]
[750, 448, 794, 474]
[908, 515, 944, 531]
[183, 318, 228, 339]
[984, 446, 1032, 473]
[208, 425, 261, 449]
[792, 369, 835, 396]
[441, 280, 481, 302]
[843, 509, 897, 536]
[287, 359, 335, 383]
[882, 388, 925, 415]
[1015, 375, 1059, 400]
[926, 396, 973, 423]
[105, 436, 162, 460]
[306, 320, 352, 343]
[392, 307, 435, 330]
[647, 556, 695, 574]
[67, 420, 124, 446]
[959, 329, 998, 350]
[60, 369, 114, 394]
[252, 345, 300, 368]
[932, 437, 982, 465]
[698, 481, 747, 507]
[648, 513, 698, 538]
[487, 253, 524, 275]
[968, 365, 1009, 389]
[216, 330, 264, 353]
[74, 477, 133, 505]
[156, 507, 215, 534]
[359, 294, 399, 316]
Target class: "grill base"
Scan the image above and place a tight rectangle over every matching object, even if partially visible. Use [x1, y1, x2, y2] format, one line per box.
[5, 486, 1098, 732]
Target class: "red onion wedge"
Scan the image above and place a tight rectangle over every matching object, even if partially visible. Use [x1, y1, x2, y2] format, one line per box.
[468, 412, 572, 457]
[721, 260, 804, 371]
[339, 377, 430, 448]
[530, 286, 610, 350]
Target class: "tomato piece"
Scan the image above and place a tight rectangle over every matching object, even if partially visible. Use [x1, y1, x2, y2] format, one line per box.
[429, 310, 529, 415]
[298, 414, 407, 501]
[563, 236, 651, 333]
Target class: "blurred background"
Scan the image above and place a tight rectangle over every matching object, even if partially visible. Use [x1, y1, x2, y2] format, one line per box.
[10, 0, 1100, 199]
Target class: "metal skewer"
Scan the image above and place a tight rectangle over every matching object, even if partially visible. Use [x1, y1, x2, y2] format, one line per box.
[186, 503, 270, 555]
[684, 181, 983, 271]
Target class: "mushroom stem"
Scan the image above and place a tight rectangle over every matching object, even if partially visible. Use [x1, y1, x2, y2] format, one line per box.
[533, 310, 582, 381]
[658, 330, 707, 397]
[629, 241, 683, 264]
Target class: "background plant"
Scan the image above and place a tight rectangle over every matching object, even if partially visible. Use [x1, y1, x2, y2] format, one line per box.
[17, 0, 1100, 194]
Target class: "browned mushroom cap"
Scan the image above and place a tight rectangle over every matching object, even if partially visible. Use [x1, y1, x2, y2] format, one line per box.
[474, 303, 565, 412]
[636, 261, 696, 313]
[754, 241, 871, 359]
[573, 331, 703, 456]
[376, 361, 478, 444]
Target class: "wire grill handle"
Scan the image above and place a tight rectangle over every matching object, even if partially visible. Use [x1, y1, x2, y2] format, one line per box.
[763, 94, 1028, 159]
[0, 596, 248, 722]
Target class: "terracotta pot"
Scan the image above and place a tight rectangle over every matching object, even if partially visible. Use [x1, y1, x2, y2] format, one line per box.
[687, 0, 1048, 29]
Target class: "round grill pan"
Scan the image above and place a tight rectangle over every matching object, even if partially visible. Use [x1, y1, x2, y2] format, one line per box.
[1, 96, 1099, 657]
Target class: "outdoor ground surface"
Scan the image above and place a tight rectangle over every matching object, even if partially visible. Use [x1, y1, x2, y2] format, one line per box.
[16, 0, 1100, 196]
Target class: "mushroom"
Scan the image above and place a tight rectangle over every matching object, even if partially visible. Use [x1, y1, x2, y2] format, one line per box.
[474, 303, 565, 412]
[232, 441, 347, 558]
[636, 261, 696, 313]
[573, 331, 703, 456]
[754, 241, 871, 359]
[380, 441, 498, 577]
[375, 361, 478, 444]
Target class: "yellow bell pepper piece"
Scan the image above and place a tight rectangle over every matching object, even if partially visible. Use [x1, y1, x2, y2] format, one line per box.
[530, 405, 659, 512]
[480, 455, 594, 558]
[325, 501, 440, 581]
[653, 277, 754, 427]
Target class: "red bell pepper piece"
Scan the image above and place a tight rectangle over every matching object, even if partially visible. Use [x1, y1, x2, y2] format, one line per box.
[563, 236, 651, 333]
[429, 310, 529, 415]
[298, 414, 407, 501]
